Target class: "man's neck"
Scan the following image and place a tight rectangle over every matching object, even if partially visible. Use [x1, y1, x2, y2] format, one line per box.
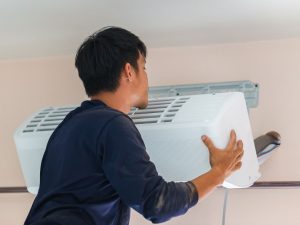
[90, 91, 131, 115]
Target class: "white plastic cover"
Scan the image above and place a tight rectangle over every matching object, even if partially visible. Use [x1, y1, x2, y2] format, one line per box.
[14, 92, 260, 194]
[137, 92, 260, 188]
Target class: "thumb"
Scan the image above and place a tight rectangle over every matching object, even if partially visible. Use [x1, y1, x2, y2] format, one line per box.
[201, 135, 216, 152]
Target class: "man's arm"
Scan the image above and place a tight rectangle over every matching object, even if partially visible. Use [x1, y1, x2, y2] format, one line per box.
[100, 115, 242, 223]
[99, 115, 198, 223]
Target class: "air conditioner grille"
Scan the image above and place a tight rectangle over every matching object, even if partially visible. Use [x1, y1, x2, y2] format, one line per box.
[21, 97, 190, 133]
[22, 107, 76, 133]
[130, 97, 190, 125]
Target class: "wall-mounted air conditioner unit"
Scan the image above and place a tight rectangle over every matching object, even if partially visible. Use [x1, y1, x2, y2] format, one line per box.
[14, 81, 260, 194]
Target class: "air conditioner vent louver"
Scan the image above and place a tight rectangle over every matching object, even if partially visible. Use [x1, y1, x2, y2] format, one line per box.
[44, 118, 64, 122]
[26, 124, 37, 128]
[31, 120, 41, 123]
[21, 98, 189, 133]
[35, 116, 45, 119]
[167, 109, 179, 112]
[134, 109, 164, 114]
[22, 107, 76, 133]
[130, 97, 189, 125]
[40, 123, 61, 127]
[22, 129, 34, 133]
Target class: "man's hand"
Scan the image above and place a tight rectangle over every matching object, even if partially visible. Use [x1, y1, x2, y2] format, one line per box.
[190, 130, 244, 200]
[201, 130, 244, 184]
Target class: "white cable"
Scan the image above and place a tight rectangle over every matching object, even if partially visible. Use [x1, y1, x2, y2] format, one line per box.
[222, 189, 229, 225]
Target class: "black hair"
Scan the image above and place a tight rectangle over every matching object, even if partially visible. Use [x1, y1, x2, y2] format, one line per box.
[75, 27, 147, 96]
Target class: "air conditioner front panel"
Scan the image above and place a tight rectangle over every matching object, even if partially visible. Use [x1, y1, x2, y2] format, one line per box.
[137, 92, 260, 188]
[14, 91, 260, 194]
[138, 125, 211, 181]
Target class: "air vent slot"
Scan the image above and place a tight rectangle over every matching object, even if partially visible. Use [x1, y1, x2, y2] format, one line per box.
[44, 118, 64, 122]
[36, 128, 56, 132]
[148, 99, 174, 103]
[171, 104, 183, 108]
[57, 107, 76, 110]
[131, 113, 161, 120]
[52, 111, 69, 114]
[52, 110, 73, 114]
[146, 104, 169, 110]
[161, 119, 172, 123]
[175, 101, 186, 104]
[48, 114, 68, 118]
[23, 129, 34, 133]
[164, 113, 176, 117]
[26, 124, 37, 128]
[149, 98, 175, 102]
[40, 122, 61, 127]
[34, 116, 45, 119]
[133, 119, 158, 124]
[167, 108, 179, 112]
[31, 120, 41, 123]
[134, 109, 164, 114]
[39, 110, 50, 115]
[147, 102, 172, 106]
[38, 112, 49, 115]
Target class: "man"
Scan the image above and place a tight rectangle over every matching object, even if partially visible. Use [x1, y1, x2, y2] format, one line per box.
[24, 27, 243, 225]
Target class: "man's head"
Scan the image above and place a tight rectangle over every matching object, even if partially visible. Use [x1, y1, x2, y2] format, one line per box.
[75, 27, 148, 109]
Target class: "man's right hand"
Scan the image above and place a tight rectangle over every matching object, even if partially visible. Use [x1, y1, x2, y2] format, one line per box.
[201, 129, 244, 184]
[190, 130, 244, 200]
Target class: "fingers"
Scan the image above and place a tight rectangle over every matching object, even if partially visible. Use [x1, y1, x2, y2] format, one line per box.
[237, 139, 243, 149]
[226, 130, 237, 150]
[201, 135, 216, 152]
[235, 149, 244, 161]
[234, 151, 243, 169]
[233, 161, 242, 171]
[232, 140, 243, 171]
[234, 140, 243, 156]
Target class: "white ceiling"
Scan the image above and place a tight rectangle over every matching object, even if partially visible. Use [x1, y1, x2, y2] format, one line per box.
[1, 0, 300, 59]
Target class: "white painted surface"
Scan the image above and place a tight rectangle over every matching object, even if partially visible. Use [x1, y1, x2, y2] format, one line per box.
[1, 0, 300, 58]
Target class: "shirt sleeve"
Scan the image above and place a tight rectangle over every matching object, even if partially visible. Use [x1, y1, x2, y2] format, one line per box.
[99, 114, 198, 223]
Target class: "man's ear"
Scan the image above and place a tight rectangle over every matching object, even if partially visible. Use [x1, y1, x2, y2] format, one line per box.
[123, 62, 133, 82]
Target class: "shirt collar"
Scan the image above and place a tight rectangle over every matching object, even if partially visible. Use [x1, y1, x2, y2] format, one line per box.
[80, 99, 107, 109]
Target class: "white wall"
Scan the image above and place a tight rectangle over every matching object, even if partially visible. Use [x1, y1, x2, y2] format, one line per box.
[1, 38, 300, 225]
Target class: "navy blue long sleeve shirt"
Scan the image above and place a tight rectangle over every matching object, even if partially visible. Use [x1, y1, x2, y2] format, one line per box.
[24, 100, 198, 225]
